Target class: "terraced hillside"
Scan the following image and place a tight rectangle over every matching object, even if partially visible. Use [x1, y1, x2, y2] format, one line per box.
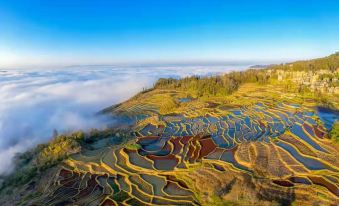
[1, 57, 339, 206]
[3, 79, 335, 206]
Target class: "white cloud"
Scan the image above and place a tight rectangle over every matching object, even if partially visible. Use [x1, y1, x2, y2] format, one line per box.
[0, 65, 247, 174]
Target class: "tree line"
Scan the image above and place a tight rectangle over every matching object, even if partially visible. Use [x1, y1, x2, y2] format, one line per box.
[153, 52, 339, 97]
[269, 52, 339, 72]
[154, 69, 269, 97]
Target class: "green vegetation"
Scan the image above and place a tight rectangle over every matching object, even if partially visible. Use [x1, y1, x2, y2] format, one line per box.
[0, 127, 135, 197]
[269, 52, 339, 71]
[154, 52, 339, 98]
[319, 73, 339, 87]
[159, 97, 178, 113]
[125, 143, 141, 150]
[36, 131, 84, 169]
[112, 190, 130, 202]
[319, 73, 339, 81]
[20, 192, 43, 204]
[0, 131, 85, 193]
[154, 69, 269, 97]
[83, 128, 134, 147]
[330, 122, 339, 143]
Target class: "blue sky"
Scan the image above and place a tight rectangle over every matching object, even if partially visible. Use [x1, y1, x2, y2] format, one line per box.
[0, 0, 339, 67]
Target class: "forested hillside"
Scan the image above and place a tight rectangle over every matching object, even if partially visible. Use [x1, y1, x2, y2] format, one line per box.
[154, 69, 269, 97]
[269, 52, 339, 71]
[154, 53, 339, 97]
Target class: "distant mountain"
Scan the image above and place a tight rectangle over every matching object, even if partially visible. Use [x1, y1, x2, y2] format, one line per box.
[249, 64, 270, 69]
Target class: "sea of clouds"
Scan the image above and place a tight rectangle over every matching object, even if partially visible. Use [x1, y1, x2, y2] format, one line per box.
[0, 65, 247, 174]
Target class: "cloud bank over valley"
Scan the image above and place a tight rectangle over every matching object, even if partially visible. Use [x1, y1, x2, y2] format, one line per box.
[0, 65, 247, 174]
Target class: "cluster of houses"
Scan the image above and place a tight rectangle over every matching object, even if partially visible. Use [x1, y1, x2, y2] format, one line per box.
[273, 68, 339, 94]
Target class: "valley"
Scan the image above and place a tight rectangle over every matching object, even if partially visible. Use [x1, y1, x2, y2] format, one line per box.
[1, 54, 338, 206]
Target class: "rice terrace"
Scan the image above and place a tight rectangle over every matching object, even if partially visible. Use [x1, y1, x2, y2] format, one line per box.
[0, 53, 338, 206]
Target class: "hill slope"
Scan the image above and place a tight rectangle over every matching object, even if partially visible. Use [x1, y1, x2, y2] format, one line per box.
[0, 53, 339, 206]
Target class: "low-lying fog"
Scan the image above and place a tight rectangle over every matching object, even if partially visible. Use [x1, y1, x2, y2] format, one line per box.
[0, 65, 247, 174]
